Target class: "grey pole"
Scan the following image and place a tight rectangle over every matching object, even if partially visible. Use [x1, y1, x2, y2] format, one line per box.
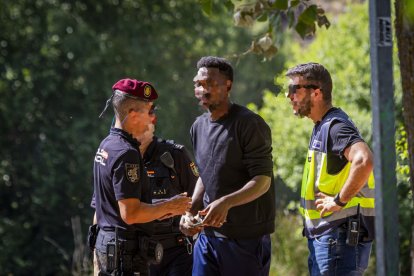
[369, 0, 399, 275]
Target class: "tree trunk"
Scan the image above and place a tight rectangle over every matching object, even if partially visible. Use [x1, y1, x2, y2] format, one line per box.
[395, 0, 414, 274]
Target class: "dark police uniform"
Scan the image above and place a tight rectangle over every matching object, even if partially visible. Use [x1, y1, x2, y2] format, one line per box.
[145, 137, 198, 276]
[91, 128, 153, 275]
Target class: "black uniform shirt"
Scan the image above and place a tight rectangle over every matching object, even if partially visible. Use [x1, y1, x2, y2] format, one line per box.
[144, 137, 197, 200]
[91, 128, 152, 232]
[143, 137, 198, 235]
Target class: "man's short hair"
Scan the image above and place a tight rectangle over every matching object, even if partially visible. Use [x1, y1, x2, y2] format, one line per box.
[197, 56, 233, 82]
[112, 90, 147, 121]
[286, 62, 332, 103]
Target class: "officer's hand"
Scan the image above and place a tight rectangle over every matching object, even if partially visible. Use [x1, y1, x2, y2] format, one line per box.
[199, 198, 229, 228]
[179, 212, 203, 236]
[315, 192, 343, 217]
[164, 193, 192, 217]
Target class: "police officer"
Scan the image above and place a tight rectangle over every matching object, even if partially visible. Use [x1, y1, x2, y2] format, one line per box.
[136, 116, 197, 276]
[285, 63, 375, 275]
[91, 78, 192, 275]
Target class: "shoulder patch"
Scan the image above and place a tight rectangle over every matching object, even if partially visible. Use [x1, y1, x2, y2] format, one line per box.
[162, 139, 184, 150]
[189, 162, 199, 177]
[125, 163, 140, 183]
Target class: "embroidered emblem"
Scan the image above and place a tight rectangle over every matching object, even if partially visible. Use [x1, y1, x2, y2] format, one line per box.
[190, 162, 199, 177]
[146, 170, 155, 177]
[95, 148, 109, 166]
[144, 85, 152, 98]
[125, 163, 140, 183]
[312, 140, 322, 150]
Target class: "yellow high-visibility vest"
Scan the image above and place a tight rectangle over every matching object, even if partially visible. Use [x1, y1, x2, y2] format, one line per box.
[300, 108, 375, 237]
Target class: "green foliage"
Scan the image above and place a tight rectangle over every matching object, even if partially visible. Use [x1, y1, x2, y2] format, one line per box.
[199, 0, 213, 16]
[202, 0, 330, 60]
[269, 214, 308, 276]
[272, 0, 288, 10]
[395, 124, 413, 276]
[405, 0, 414, 22]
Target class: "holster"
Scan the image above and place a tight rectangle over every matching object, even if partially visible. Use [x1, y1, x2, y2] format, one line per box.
[87, 224, 100, 251]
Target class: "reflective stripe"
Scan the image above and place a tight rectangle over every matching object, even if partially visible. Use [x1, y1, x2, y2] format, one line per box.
[300, 196, 374, 211]
[300, 204, 375, 230]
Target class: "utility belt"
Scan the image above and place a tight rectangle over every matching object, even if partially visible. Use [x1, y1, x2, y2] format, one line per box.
[153, 233, 193, 254]
[95, 229, 163, 271]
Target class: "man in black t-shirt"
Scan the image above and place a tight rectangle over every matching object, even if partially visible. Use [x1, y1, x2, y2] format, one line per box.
[285, 63, 375, 275]
[180, 56, 275, 276]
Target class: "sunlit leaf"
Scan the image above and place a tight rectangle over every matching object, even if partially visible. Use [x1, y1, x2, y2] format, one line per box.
[199, 0, 213, 16]
[290, 0, 301, 8]
[298, 4, 318, 25]
[294, 21, 315, 38]
[257, 13, 268, 22]
[272, 0, 288, 10]
[224, 0, 235, 11]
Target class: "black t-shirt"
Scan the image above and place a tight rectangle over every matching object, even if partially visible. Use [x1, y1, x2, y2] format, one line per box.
[326, 121, 364, 174]
[91, 128, 152, 233]
[191, 103, 275, 238]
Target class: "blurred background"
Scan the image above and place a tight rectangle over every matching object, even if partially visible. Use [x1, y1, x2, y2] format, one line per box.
[0, 0, 412, 275]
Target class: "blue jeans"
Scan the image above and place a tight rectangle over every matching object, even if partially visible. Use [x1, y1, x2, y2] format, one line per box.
[307, 227, 372, 276]
[193, 233, 271, 276]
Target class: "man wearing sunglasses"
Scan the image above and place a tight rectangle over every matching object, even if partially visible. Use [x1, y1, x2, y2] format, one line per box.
[90, 78, 192, 275]
[286, 63, 375, 275]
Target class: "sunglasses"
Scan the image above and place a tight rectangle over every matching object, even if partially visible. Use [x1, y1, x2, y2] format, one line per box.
[132, 104, 158, 115]
[287, 84, 319, 96]
[148, 104, 158, 115]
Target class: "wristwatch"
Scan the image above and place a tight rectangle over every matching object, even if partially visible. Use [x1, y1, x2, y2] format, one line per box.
[333, 193, 347, 207]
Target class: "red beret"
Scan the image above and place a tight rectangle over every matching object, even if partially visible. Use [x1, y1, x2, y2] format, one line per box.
[112, 78, 158, 101]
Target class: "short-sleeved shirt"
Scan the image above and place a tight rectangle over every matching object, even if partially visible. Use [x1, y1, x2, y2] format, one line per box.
[91, 128, 152, 233]
[191, 103, 275, 239]
[326, 120, 364, 174]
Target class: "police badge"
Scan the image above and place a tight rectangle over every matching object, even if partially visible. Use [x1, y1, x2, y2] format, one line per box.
[125, 163, 140, 183]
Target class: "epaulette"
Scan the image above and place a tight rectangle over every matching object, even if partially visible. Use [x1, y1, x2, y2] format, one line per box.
[159, 138, 185, 151]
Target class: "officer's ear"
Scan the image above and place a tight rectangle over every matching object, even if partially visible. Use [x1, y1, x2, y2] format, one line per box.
[127, 109, 140, 122]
